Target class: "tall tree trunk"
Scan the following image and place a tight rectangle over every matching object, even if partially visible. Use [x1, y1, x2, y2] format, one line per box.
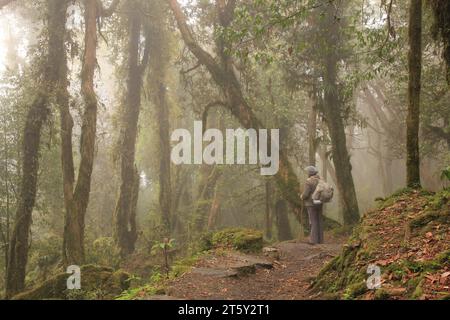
[6, 0, 69, 298]
[1, 122, 11, 288]
[191, 108, 223, 235]
[429, 1, 450, 84]
[321, 2, 360, 225]
[192, 165, 221, 233]
[156, 83, 172, 234]
[406, 0, 422, 188]
[62, 0, 99, 265]
[62, 0, 120, 264]
[207, 185, 220, 232]
[148, 3, 172, 234]
[264, 179, 273, 239]
[275, 200, 292, 241]
[308, 93, 317, 166]
[114, 3, 149, 257]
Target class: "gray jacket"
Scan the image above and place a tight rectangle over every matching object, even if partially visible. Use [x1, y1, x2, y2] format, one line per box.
[301, 175, 320, 207]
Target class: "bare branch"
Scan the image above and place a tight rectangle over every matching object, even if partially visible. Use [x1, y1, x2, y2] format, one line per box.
[180, 62, 201, 74]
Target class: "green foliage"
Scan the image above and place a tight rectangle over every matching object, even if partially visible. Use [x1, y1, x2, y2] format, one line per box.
[26, 233, 62, 286]
[116, 254, 200, 300]
[86, 237, 121, 268]
[441, 166, 450, 182]
[151, 238, 176, 255]
[150, 238, 176, 278]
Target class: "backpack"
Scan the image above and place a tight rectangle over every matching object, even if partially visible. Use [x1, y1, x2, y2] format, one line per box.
[312, 179, 334, 203]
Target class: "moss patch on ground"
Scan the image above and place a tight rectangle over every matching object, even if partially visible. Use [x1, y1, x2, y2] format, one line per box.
[118, 228, 265, 300]
[12, 265, 130, 300]
[312, 189, 450, 300]
[200, 228, 264, 253]
[117, 254, 201, 300]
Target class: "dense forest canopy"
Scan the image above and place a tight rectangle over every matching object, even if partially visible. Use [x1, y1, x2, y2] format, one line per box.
[0, 0, 448, 300]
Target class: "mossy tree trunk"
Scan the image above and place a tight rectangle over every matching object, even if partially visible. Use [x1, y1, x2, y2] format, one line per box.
[147, 1, 173, 234]
[429, 0, 450, 83]
[207, 184, 220, 232]
[406, 0, 422, 188]
[6, 0, 69, 298]
[114, 1, 150, 257]
[192, 165, 222, 234]
[275, 200, 292, 241]
[264, 179, 273, 239]
[62, 0, 119, 265]
[155, 83, 172, 234]
[62, 0, 99, 266]
[308, 88, 318, 167]
[320, 2, 360, 225]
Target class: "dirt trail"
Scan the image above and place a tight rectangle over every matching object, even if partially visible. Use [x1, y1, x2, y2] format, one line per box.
[157, 237, 343, 300]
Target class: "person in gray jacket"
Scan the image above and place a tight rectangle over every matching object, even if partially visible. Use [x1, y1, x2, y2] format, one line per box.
[300, 166, 323, 244]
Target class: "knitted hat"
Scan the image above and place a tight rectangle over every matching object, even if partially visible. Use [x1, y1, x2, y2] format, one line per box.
[305, 166, 318, 176]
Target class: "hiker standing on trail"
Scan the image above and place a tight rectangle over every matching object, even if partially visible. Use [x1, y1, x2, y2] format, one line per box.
[300, 166, 324, 244]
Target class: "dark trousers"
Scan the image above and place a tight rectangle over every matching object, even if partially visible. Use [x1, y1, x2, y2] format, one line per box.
[307, 205, 323, 244]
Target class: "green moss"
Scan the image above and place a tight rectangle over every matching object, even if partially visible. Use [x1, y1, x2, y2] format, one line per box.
[343, 281, 367, 300]
[429, 189, 450, 208]
[116, 253, 202, 300]
[411, 279, 425, 299]
[375, 188, 433, 210]
[312, 243, 365, 297]
[12, 265, 130, 300]
[201, 228, 264, 253]
[435, 249, 450, 264]
[375, 187, 414, 209]
[169, 254, 200, 278]
[116, 283, 166, 300]
[409, 210, 450, 230]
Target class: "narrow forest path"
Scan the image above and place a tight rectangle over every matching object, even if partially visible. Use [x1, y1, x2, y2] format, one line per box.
[146, 236, 344, 300]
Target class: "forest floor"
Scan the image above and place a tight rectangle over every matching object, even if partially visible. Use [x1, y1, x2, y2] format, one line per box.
[138, 189, 450, 300]
[143, 234, 345, 300]
[312, 189, 450, 300]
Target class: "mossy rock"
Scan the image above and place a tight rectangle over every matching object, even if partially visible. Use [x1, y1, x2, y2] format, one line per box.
[12, 265, 130, 300]
[201, 228, 263, 253]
